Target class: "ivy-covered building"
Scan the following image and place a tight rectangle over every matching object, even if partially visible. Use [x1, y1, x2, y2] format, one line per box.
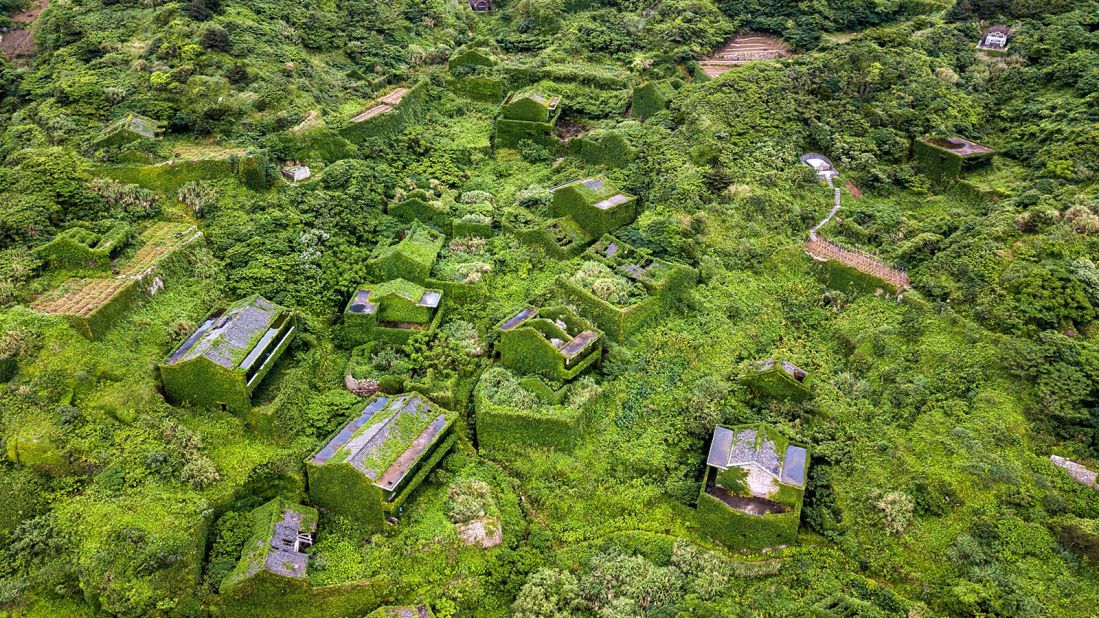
[494, 91, 561, 148]
[306, 393, 457, 531]
[220, 498, 317, 597]
[698, 424, 810, 549]
[342, 278, 444, 346]
[913, 136, 995, 182]
[742, 359, 811, 402]
[389, 185, 450, 230]
[160, 296, 297, 412]
[474, 367, 600, 452]
[494, 305, 602, 381]
[93, 113, 161, 148]
[366, 222, 445, 284]
[567, 129, 636, 168]
[631, 80, 678, 120]
[550, 177, 638, 238]
[560, 235, 697, 340]
[34, 222, 132, 271]
[503, 211, 595, 258]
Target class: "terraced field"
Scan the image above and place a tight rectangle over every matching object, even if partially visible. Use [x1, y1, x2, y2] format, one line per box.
[31, 277, 133, 318]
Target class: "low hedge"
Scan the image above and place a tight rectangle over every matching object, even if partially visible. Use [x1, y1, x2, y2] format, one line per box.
[96, 158, 242, 195]
[494, 118, 558, 149]
[447, 76, 506, 103]
[451, 217, 494, 238]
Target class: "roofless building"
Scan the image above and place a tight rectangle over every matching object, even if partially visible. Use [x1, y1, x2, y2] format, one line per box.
[160, 296, 296, 413]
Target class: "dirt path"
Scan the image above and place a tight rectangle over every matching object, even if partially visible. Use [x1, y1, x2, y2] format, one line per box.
[1, 0, 48, 61]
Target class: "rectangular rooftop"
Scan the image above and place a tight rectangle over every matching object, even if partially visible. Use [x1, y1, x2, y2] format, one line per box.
[310, 394, 451, 495]
[165, 296, 290, 370]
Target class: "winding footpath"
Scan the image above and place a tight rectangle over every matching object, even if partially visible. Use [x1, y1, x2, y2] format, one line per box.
[803, 162, 911, 291]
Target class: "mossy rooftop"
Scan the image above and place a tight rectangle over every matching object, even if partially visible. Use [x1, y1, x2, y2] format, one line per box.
[310, 394, 451, 492]
[2, 1, 1099, 616]
[165, 295, 293, 370]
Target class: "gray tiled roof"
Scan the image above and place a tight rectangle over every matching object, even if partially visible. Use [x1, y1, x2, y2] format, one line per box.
[262, 508, 312, 579]
[314, 395, 449, 493]
[593, 194, 629, 210]
[168, 296, 284, 369]
[500, 307, 537, 331]
[348, 289, 377, 314]
[709, 426, 805, 486]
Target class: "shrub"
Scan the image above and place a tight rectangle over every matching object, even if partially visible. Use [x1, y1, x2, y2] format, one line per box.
[873, 490, 915, 535]
[88, 177, 161, 218]
[177, 181, 219, 217]
[570, 260, 644, 305]
[446, 478, 495, 523]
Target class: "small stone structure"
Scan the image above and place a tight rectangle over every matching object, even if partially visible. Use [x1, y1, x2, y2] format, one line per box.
[744, 359, 811, 401]
[282, 164, 311, 182]
[979, 25, 1010, 51]
[456, 516, 502, 548]
[913, 135, 995, 183]
[467, 0, 491, 11]
[800, 153, 838, 182]
[1050, 455, 1098, 490]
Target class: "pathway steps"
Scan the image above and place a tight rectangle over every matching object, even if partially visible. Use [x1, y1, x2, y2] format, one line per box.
[804, 167, 910, 290]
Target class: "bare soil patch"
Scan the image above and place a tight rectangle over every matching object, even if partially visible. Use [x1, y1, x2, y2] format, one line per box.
[708, 486, 790, 516]
[2, 0, 47, 60]
[699, 32, 791, 77]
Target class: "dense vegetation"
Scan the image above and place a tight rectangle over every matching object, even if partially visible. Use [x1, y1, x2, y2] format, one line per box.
[1, 0, 1097, 616]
